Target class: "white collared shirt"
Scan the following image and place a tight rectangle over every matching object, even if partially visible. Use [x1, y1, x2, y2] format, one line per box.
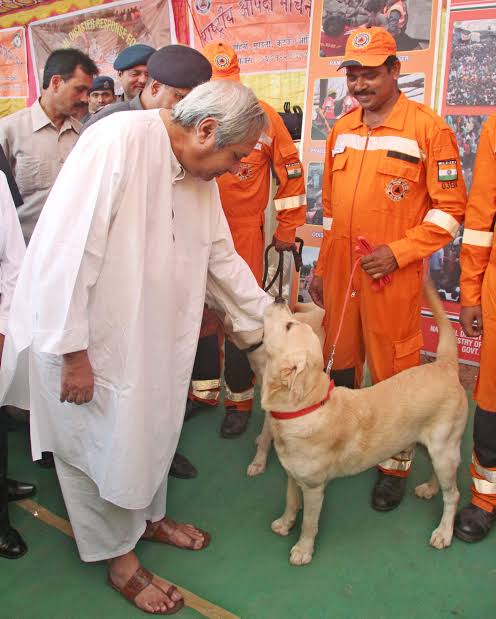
[0, 99, 80, 243]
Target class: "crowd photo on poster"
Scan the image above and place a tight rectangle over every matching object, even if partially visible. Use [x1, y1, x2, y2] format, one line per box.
[446, 19, 496, 108]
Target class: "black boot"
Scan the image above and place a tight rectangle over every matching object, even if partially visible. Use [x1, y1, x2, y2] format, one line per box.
[169, 452, 197, 479]
[7, 479, 36, 502]
[220, 411, 250, 438]
[454, 504, 496, 543]
[371, 471, 407, 511]
[0, 408, 28, 558]
[36, 451, 55, 469]
[0, 527, 28, 559]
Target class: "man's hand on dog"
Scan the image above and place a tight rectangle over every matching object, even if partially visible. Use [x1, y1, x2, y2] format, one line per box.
[309, 275, 324, 308]
[360, 245, 399, 279]
[460, 305, 483, 337]
[61, 350, 94, 405]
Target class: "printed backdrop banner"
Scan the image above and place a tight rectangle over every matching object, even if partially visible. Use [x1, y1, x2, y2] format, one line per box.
[421, 0, 496, 364]
[0, 26, 28, 98]
[0, 0, 52, 15]
[190, 0, 311, 73]
[29, 0, 174, 95]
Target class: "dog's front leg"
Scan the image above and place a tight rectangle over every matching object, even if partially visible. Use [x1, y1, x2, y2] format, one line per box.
[247, 413, 273, 477]
[271, 475, 302, 536]
[290, 484, 325, 566]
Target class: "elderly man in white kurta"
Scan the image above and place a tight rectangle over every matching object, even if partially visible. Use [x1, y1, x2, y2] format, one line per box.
[0, 80, 270, 615]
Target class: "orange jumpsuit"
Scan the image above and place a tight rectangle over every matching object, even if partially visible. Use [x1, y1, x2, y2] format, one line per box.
[315, 93, 466, 476]
[460, 114, 496, 512]
[190, 101, 306, 411]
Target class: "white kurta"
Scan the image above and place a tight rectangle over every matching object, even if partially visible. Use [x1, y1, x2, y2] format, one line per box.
[0, 171, 26, 334]
[0, 109, 271, 509]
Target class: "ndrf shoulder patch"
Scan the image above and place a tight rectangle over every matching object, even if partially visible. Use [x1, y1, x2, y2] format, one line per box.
[437, 160, 458, 182]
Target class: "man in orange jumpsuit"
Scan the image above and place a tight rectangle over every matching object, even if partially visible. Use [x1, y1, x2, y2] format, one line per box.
[187, 42, 306, 438]
[309, 27, 466, 511]
[455, 114, 496, 543]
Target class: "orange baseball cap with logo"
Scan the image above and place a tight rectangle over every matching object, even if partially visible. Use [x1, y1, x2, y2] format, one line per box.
[339, 27, 397, 70]
[202, 42, 241, 81]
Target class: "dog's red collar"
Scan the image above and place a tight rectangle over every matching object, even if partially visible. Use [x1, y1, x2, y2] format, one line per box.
[270, 381, 335, 420]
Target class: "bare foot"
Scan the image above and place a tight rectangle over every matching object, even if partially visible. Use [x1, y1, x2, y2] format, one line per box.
[108, 551, 183, 614]
[142, 517, 209, 550]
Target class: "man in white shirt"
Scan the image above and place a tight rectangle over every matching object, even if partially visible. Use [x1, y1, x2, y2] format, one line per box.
[0, 48, 97, 244]
[0, 171, 30, 559]
[0, 80, 270, 613]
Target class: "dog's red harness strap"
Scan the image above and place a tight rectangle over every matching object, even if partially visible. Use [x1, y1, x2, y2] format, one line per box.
[270, 381, 335, 420]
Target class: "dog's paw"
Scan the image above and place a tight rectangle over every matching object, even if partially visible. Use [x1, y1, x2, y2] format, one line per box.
[415, 482, 437, 500]
[289, 543, 313, 566]
[271, 518, 291, 536]
[247, 460, 266, 477]
[429, 527, 453, 549]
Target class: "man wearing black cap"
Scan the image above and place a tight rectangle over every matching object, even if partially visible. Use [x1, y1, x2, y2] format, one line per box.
[88, 76, 116, 114]
[113, 43, 155, 101]
[83, 44, 212, 133]
[81, 76, 117, 124]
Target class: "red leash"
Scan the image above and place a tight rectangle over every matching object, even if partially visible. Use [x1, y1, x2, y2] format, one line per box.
[325, 236, 393, 376]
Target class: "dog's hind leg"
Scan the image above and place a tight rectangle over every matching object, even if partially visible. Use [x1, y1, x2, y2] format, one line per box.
[289, 484, 325, 566]
[272, 475, 302, 536]
[247, 413, 272, 477]
[427, 444, 461, 549]
[415, 473, 440, 500]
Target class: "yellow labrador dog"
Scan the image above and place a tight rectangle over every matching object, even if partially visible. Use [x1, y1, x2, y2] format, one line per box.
[261, 280, 468, 565]
[246, 302, 325, 477]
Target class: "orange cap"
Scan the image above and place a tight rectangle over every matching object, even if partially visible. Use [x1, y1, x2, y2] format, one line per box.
[339, 27, 397, 70]
[202, 41, 240, 81]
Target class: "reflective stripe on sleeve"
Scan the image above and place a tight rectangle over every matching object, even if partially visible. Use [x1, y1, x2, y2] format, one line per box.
[462, 228, 494, 248]
[259, 132, 273, 146]
[323, 216, 333, 231]
[274, 193, 306, 211]
[423, 209, 460, 238]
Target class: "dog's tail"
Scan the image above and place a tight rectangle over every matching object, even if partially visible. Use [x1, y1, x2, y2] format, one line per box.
[424, 277, 458, 364]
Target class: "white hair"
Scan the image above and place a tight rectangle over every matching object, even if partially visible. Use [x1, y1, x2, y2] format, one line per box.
[171, 80, 267, 148]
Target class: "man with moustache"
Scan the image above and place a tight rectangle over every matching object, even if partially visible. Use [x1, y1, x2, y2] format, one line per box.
[113, 44, 155, 101]
[309, 27, 466, 512]
[0, 48, 97, 244]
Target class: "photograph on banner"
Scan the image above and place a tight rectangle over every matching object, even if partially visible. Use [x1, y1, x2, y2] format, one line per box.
[306, 161, 324, 225]
[440, 5, 496, 117]
[320, 0, 433, 56]
[29, 0, 173, 95]
[297, 244, 321, 302]
[446, 18, 496, 109]
[0, 27, 28, 99]
[191, 0, 311, 73]
[310, 72, 424, 139]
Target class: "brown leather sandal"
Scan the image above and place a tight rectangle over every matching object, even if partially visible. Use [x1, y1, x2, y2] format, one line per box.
[108, 566, 184, 615]
[142, 518, 211, 550]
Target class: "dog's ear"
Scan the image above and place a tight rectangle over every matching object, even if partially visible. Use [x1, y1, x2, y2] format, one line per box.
[279, 351, 307, 396]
